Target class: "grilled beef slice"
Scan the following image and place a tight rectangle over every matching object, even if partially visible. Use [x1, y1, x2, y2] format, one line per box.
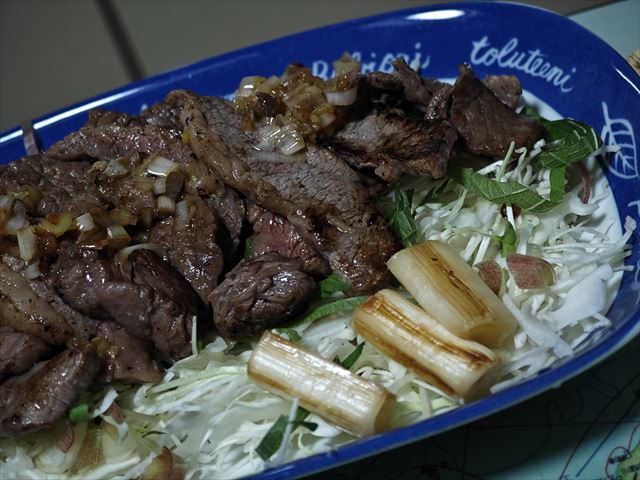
[205, 185, 246, 269]
[247, 202, 330, 277]
[2, 254, 102, 344]
[0, 343, 100, 437]
[0, 327, 51, 382]
[330, 109, 458, 181]
[482, 75, 523, 110]
[328, 60, 535, 181]
[448, 64, 544, 158]
[172, 91, 399, 294]
[0, 262, 73, 346]
[0, 154, 102, 217]
[52, 244, 203, 359]
[96, 322, 162, 384]
[148, 194, 225, 301]
[209, 253, 316, 339]
[2, 256, 161, 384]
[46, 121, 193, 166]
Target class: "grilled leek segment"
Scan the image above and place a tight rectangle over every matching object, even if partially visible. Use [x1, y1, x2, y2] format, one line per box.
[352, 289, 498, 398]
[248, 331, 396, 437]
[387, 240, 517, 347]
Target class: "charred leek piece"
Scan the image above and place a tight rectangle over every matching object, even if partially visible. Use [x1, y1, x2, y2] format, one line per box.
[248, 331, 396, 437]
[387, 240, 517, 347]
[352, 289, 498, 398]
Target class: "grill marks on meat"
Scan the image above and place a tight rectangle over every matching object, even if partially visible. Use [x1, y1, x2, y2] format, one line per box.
[448, 65, 544, 158]
[149, 194, 225, 300]
[174, 91, 398, 293]
[0, 327, 51, 382]
[209, 253, 316, 338]
[52, 244, 202, 359]
[0, 343, 100, 437]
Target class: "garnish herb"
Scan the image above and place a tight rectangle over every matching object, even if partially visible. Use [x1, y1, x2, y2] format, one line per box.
[255, 408, 316, 461]
[448, 164, 561, 213]
[333, 342, 365, 369]
[522, 106, 542, 120]
[416, 179, 449, 208]
[536, 118, 602, 169]
[448, 118, 600, 213]
[496, 222, 517, 256]
[278, 327, 302, 342]
[277, 296, 368, 341]
[68, 402, 90, 423]
[318, 274, 351, 299]
[389, 189, 418, 247]
[387, 181, 448, 248]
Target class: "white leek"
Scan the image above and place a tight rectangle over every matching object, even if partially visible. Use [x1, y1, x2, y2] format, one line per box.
[248, 331, 396, 437]
[387, 240, 517, 347]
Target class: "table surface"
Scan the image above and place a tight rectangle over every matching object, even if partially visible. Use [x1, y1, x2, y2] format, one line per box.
[0, 1, 638, 479]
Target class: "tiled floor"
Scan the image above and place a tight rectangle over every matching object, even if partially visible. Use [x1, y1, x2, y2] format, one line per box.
[0, 0, 617, 131]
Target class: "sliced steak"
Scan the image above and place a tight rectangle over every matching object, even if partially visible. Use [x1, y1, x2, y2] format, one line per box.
[126, 248, 205, 359]
[172, 91, 399, 293]
[0, 343, 100, 437]
[46, 122, 194, 166]
[0, 154, 102, 217]
[205, 186, 246, 268]
[209, 253, 316, 339]
[247, 202, 329, 277]
[96, 322, 162, 384]
[148, 194, 225, 300]
[52, 245, 120, 322]
[0, 327, 51, 382]
[2, 254, 101, 344]
[0, 262, 73, 346]
[483, 75, 522, 110]
[448, 64, 544, 158]
[180, 157, 246, 269]
[86, 108, 137, 128]
[52, 243, 202, 359]
[360, 59, 521, 113]
[330, 108, 457, 181]
[388, 58, 447, 106]
[91, 171, 157, 217]
[140, 101, 182, 131]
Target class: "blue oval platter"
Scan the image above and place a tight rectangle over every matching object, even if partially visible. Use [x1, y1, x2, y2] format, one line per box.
[1, 2, 638, 479]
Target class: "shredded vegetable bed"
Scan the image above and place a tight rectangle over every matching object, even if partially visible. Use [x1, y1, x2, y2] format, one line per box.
[1, 121, 634, 479]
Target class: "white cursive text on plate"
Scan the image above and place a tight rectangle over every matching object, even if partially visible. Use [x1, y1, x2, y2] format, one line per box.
[470, 36, 575, 93]
[312, 43, 430, 80]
